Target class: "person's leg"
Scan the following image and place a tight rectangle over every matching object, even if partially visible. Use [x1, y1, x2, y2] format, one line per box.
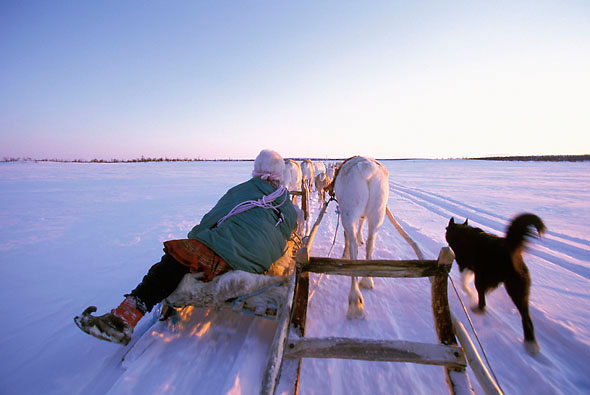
[128, 253, 190, 312]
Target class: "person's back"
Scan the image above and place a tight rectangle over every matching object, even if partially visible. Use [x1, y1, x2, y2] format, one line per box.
[189, 176, 296, 273]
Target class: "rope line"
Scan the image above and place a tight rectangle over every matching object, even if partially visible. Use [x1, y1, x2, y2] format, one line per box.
[327, 204, 340, 258]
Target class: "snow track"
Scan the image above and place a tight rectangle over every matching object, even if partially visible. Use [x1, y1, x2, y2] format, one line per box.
[389, 181, 589, 279]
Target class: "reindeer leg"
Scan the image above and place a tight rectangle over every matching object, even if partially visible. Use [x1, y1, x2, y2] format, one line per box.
[356, 216, 365, 245]
[342, 231, 350, 260]
[347, 276, 366, 319]
[359, 218, 376, 290]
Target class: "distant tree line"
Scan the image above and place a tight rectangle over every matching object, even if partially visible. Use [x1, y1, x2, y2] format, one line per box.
[470, 155, 590, 162]
[1, 156, 247, 163]
[4, 155, 589, 163]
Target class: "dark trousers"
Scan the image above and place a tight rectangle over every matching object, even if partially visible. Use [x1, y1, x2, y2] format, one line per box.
[129, 253, 189, 312]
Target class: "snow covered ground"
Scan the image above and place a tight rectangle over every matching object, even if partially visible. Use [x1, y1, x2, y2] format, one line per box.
[0, 159, 588, 394]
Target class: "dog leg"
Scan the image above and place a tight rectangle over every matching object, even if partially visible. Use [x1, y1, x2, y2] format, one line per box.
[472, 277, 487, 314]
[460, 270, 476, 303]
[505, 274, 539, 355]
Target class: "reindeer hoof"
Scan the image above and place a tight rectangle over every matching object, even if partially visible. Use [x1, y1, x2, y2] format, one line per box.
[346, 306, 366, 320]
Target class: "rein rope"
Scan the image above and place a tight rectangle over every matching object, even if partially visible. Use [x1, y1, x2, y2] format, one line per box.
[216, 184, 289, 227]
[327, 202, 340, 257]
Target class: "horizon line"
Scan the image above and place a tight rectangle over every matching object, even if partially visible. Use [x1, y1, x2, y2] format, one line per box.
[3, 154, 590, 163]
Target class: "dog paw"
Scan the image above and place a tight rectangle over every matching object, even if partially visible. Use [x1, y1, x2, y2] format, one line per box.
[471, 305, 485, 314]
[524, 340, 540, 356]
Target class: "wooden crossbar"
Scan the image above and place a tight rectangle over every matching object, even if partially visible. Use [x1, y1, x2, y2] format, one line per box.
[304, 257, 446, 278]
[284, 337, 466, 369]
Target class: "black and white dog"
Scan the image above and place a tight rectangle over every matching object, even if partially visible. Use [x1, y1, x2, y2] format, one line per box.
[445, 213, 545, 355]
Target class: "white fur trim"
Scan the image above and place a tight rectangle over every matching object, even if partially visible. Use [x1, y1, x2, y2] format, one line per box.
[252, 149, 285, 183]
[164, 270, 285, 309]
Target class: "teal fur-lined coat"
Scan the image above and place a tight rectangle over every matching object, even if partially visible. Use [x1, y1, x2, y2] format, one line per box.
[188, 177, 297, 273]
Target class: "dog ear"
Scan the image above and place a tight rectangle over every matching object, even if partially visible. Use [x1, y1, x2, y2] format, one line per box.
[463, 219, 468, 225]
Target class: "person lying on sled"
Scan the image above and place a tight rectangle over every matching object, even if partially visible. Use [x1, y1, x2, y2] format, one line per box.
[75, 149, 298, 345]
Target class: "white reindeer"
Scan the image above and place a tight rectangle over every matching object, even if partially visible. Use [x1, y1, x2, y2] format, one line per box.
[314, 161, 326, 178]
[313, 161, 328, 205]
[326, 163, 336, 181]
[314, 172, 331, 205]
[283, 160, 302, 195]
[300, 159, 315, 193]
[333, 156, 389, 319]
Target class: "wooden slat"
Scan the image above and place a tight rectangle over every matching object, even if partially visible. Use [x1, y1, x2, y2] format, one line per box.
[305, 257, 447, 278]
[284, 337, 466, 369]
[301, 199, 331, 254]
[432, 248, 456, 346]
[291, 266, 309, 338]
[452, 315, 503, 395]
[288, 241, 311, 395]
[273, 356, 301, 395]
[260, 272, 298, 395]
[431, 247, 475, 394]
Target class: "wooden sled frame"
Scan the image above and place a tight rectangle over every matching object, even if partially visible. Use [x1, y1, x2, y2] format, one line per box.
[261, 196, 503, 395]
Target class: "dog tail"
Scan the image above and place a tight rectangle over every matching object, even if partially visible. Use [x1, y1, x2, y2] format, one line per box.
[505, 213, 546, 252]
